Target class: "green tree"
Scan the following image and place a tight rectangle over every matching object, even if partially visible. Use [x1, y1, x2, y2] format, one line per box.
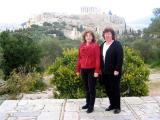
[39, 37, 62, 69]
[43, 22, 52, 27]
[144, 8, 160, 36]
[0, 46, 4, 79]
[129, 39, 160, 67]
[153, 8, 160, 17]
[0, 32, 42, 79]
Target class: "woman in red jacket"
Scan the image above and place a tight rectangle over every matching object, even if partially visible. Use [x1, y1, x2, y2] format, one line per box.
[76, 30, 100, 113]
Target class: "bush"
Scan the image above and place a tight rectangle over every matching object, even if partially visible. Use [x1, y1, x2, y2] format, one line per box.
[48, 47, 149, 98]
[121, 46, 149, 96]
[5, 70, 46, 95]
[48, 48, 85, 98]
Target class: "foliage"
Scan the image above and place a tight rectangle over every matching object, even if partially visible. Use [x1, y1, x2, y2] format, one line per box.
[0, 32, 42, 79]
[125, 38, 160, 67]
[121, 46, 149, 96]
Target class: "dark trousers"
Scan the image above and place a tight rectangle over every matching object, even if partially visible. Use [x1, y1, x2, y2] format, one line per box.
[81, 68, 96, 109]
[103, 74, 121, 109]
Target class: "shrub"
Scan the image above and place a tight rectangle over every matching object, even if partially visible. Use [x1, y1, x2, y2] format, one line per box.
[6, 70, 46, 95]
[121, 46, 149, 96]
[48, 48, 85, 98]
[48, 46, 149, 98]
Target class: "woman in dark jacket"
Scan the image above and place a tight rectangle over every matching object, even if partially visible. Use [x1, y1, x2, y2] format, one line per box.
[100, 28, 123, 114]
[76, 30, 100, 113]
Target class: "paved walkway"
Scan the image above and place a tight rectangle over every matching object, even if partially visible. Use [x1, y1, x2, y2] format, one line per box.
[0, 96, 160, 120]
[149, 72, 160, 81]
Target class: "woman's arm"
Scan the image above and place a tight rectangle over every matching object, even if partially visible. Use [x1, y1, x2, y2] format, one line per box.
[115, 41, 123, 73]
[76, 46, 81, 74]
[94, 44, 100, 74]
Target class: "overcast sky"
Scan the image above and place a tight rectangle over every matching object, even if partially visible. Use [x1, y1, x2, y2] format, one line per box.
[0, 0, 160, 25]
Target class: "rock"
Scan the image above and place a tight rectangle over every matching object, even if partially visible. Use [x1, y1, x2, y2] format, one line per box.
[20, 88, 53, 100]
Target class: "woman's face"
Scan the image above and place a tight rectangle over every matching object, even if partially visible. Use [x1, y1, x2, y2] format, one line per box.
[104, 32, 112, 41]
[85, 33, 93, 43]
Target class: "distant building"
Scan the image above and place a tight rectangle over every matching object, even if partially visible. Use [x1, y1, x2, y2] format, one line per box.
[81, 7, 101, 15]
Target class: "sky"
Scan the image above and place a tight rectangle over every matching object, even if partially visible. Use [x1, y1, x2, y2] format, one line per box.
[0, 0, 160, 26]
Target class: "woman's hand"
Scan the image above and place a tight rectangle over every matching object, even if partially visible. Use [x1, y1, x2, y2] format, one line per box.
[114, 70, 119, 76]
[94, 73, 99, 78]
[76, 72, 80, 76]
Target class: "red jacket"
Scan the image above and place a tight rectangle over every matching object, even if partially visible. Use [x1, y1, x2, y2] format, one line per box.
[76, 42, 100, 73]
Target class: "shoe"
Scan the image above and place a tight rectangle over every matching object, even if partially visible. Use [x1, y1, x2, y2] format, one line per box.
[86, 108, 94, 113]
[114, 109, 121, 114]
[105, 106, 114, 111]
[82, 105, 88, 109]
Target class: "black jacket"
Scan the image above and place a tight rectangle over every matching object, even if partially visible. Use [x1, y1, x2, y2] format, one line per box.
[100, 40, 123, 75]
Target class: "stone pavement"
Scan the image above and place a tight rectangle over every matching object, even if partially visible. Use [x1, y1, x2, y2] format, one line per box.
[0, 96, 160, 120]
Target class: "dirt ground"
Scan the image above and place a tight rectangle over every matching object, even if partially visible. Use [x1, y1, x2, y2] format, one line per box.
[149, 69, 160, 96]
[149, 80, 160, 96]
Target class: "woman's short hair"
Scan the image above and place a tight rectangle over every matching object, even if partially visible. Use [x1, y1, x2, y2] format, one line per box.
[82, 30, 96, 43]
[102, 28, 115, 40]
